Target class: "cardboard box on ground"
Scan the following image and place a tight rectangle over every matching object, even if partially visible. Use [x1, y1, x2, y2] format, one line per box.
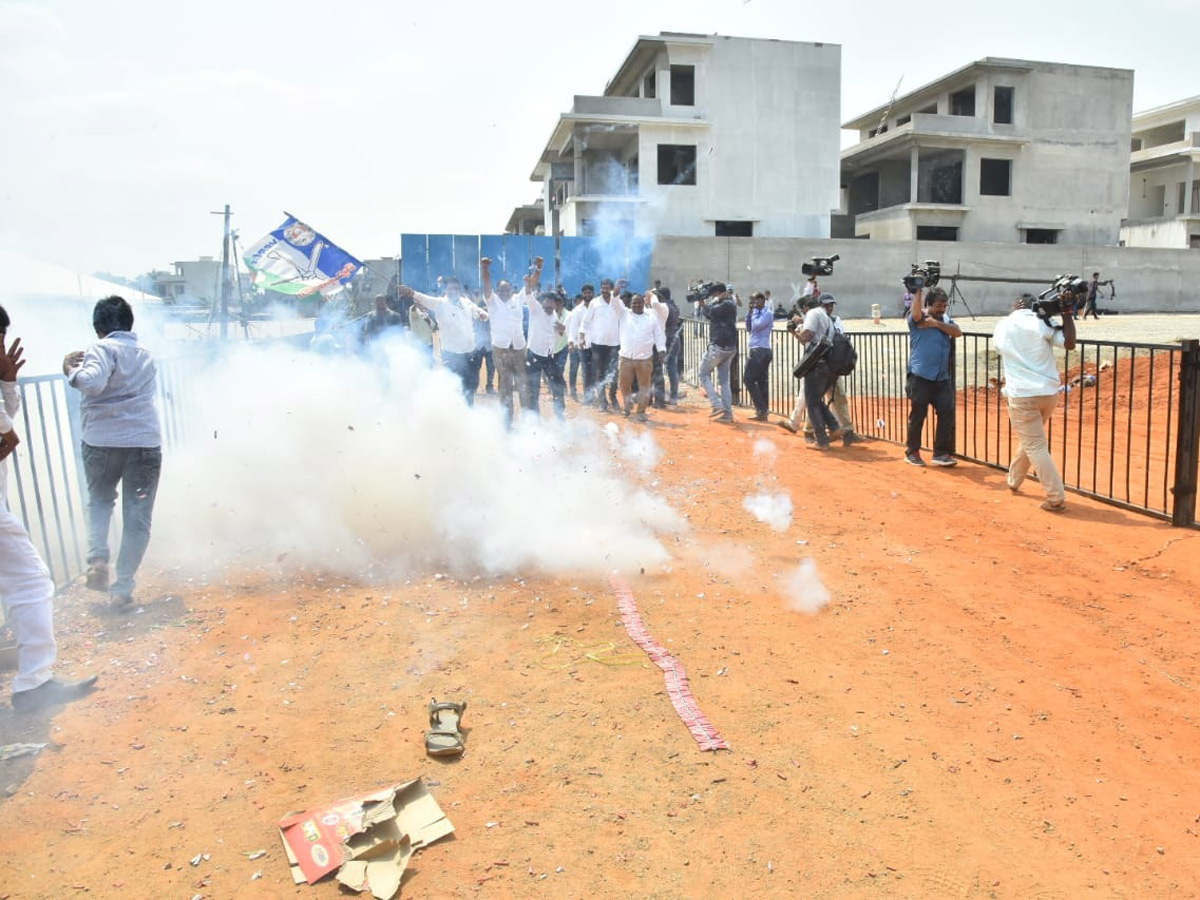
[278, 779, 454, 900]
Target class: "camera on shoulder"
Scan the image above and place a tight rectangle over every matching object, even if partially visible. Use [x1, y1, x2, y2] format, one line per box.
[1033, 274, 1088, 323]
[801, 254, 839, 277]
[902, 260, 941, 292]
[686, 281, 728, 304]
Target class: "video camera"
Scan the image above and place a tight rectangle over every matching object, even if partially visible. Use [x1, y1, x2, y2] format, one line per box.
[1033, 274, 1088, 323]
[686, 281, 729, 304]
[801, 254, 839, 277]
[902, 261, 941, 292]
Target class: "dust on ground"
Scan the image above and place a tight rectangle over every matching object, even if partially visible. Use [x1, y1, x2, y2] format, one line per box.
[1, 394, 1198, 899]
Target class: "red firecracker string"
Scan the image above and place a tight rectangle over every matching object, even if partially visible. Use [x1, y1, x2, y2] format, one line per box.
[610, 576, 729, 752]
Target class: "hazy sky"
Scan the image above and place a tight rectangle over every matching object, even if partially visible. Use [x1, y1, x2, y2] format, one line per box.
[1, 0, 1195, 277]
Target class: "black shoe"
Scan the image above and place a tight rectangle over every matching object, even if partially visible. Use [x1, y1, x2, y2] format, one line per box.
[85, 560, 109, 592]
[12, 676, 99, 712]
[904, 452, 926, 467]
[842, 432, 866, 447]
[930, 454, 958, 467]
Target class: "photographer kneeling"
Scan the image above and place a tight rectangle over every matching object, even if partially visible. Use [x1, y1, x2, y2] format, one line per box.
[993, 292, 1076, 512]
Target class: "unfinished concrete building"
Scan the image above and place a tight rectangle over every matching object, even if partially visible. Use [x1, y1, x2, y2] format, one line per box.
[523, 33, 841, 240]
[1122, 96, 1200, 249]
[838, 58, 1134, 246]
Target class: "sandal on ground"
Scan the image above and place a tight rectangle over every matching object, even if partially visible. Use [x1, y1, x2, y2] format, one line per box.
[425, 698, 467, 758]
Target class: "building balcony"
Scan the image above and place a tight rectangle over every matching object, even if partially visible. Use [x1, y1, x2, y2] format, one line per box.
[571, 95, 664, 118]
[844, 113, 1028, 167]
[1130, 133, 1200, 170]
[854, 203, 971, 240]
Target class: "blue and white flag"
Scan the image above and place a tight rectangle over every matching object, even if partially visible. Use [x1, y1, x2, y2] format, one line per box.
[243, 214, 362, 298]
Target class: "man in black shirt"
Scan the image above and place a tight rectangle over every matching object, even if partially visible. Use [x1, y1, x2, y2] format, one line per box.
[696, 283, 738, 423]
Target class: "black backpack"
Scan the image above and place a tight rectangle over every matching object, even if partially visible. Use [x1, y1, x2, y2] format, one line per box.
[826, 331, 857, 376]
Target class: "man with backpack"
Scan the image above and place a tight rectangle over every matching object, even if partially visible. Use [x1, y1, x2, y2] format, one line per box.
[777, 294, 841, 450]
[810, 296, 864, 445]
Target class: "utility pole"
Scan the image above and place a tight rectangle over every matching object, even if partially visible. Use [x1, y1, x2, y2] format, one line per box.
[211, 204, 233, 338]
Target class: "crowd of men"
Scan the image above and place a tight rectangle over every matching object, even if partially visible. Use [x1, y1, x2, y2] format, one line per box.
[350, 265, 1073, 516]
[345, 257, 685, 427]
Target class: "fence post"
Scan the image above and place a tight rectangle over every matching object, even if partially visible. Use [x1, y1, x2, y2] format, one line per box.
[1172, 339, 1200, 527]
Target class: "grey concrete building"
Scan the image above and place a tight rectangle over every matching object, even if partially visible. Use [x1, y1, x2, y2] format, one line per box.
[1122, 96, 1200, 249]
[839, 58, 1134, 246]
[522, 33, 841, 241]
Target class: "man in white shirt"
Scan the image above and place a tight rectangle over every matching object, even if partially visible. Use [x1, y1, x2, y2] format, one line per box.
[402, 277, 486, 405]
[579, 279, 621, 413]
[526, 288, 568, 421]
[63, 296, 163, 607]
[615, 293, 666, 421]
[993, 293, 1076, 512]
[566, 289, 591, 402]
[481, 256, 536, 428]
[2, 307, 99, 711]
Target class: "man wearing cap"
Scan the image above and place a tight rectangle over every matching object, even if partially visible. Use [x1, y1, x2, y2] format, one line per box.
[695, 283, 739, 423]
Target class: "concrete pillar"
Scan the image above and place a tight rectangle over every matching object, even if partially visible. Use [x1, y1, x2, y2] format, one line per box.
[1186, 158, 1195, 215]
[910, 144, 919, 203]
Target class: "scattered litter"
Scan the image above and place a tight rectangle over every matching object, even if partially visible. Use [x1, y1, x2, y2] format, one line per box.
[535, 635, 646, 670]
[251, 871, 263, 880]
[716, 667, 728, 676]
[279, 780, 453, 900]
[0, 742, 47, 762]
[244, 850, 267, 860]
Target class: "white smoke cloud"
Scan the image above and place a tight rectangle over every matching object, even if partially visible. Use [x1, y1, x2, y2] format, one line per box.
[752, 438, 778, 461]
[151, 336, 683, 581]
[781, 558, 831, 615]
[742, 491, 793, 532]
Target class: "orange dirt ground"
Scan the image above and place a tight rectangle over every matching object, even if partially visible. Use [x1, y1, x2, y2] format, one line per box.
[1, 394, 1198, 899]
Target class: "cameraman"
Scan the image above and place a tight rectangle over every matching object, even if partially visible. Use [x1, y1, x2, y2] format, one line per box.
[695, 283, 738, 423]
[993, 293, 1076, 512]
[905, 286, 962, 467]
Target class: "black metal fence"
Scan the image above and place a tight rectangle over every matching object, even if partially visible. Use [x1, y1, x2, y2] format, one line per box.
[681, 318, 1200, 527]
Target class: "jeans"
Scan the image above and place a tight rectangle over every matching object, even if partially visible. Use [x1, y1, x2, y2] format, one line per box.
[1006, 394, 1064, 503]
[698, 344, 736, 416]
[590, 344, 619, 410]
[526, 350, 567, 420]
[579, 347, 594, 402]
[743, 347, 773, 417]
[442, 350, 474, 406]
[803, 362, 840, 443]
[906, 375, 955, 456]
[483, 348, 495, 390]
[664, 332, 682, 401]
[82, 443, 162, 599]
[568, 347, 583, 397]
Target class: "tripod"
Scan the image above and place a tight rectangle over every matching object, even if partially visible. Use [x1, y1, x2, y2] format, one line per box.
[945, 274, 978, 320]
